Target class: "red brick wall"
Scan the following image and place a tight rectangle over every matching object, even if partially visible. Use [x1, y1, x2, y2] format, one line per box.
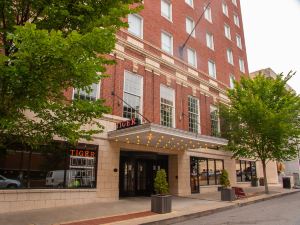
[68, 0, 250, 137]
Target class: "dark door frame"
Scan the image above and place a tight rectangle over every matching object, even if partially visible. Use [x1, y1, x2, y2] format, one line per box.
[119, 151, 168, 197]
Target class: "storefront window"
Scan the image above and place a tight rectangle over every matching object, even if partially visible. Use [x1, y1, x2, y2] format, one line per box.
[208, 159, 215, 185]
[190, 157, 224, 192]
[215, 160, 223, 185]
[198, 159, 208, 186]
[236, 160, 256, 182]
[0, 142, 98, 189]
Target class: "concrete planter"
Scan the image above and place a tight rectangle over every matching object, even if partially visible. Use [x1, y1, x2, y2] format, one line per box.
[221, 188, 235, 201]
[151, 195, 172, 214]
[259, 177, 265, 186]
[251, 179, 259, 187]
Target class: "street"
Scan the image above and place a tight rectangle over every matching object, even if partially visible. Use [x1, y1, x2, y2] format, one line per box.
[175, 192, 300, 225]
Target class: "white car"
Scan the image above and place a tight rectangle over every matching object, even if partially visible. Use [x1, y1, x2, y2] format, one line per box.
[0, 175, 21, 188]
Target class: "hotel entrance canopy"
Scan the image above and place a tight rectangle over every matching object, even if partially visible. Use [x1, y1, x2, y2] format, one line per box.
[108, 123, 228, 150]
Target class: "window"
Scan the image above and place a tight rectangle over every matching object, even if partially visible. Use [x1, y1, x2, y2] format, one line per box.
[224, 24, 231, 40]
[74, 83, 99, 101]
[236, 34, 242, 49]
[161, 0, 172, 21]
[204, 6, 212, 22]
[206, 32, 214, 50]
[0, 142, 98, 189]
[186, 17, 195, 37]
[210, 105, 219, 137]
[227, 49, 234, 65]
[232, 0, 237, 6]
[229, 74, 235, 89]
[208, 60, 216, 78]
[239, 58, 245, 73]
[160, 85, 175, 128]
[188, 96, 200, 133]
[185, 0, 194, 7]
[234, 14, 240, 27]
[187, 48, 197, 67]
[161, 31, 173, 55]
[123, 71, 143, 121]
[236, 160, 256, 182]
[128, 14, 143, 38]
[190, 157, 224, 192]
[222, 3, 228, 17]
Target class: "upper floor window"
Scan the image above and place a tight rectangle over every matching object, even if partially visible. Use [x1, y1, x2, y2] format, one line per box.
[239, 58, 245, 73]
[160, 85, 175, 128]
[128, 14, 143, 38]
[188, 96, 200, 133]
[123, 71, 143, 121]
[210, 105, 220, 137]
[236, 34, 242, 49]
[222, 3, 229, 17]
[185, 0, 194, 8]
[161, 31, 173, 55]
[227, 49, 234, 65]
[186, 17, 195, 37]
[161, 0, 172, 21]
[208, 60, 216, 79]
[204, 6, 212, 23]
[206, 32, 214, 50]
[224, 24, 231, 40]
[232, 0, 237, 6]
[187, 48, 197, 67]
[234, 14, 240, 27]
[229, 74, 235, 89]
[74, 83, 99, 101]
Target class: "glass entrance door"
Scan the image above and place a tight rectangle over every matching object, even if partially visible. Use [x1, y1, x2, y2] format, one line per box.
[120, 158, 135, 196]
[119, 151, 168, 197]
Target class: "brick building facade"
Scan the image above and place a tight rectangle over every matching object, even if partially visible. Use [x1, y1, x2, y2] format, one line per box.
[0, 0, 279, 213]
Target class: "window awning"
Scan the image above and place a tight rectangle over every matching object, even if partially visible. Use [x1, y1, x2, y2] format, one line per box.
[108, 123, 228, 150]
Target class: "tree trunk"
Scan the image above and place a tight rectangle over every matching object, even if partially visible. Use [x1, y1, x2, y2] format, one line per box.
[262, 160, 269, 194]
[26, 149, 32, 188]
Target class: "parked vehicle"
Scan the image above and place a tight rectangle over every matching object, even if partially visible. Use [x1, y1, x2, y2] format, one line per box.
[46, 169, 95, 188]
[0, 175, 21, 188]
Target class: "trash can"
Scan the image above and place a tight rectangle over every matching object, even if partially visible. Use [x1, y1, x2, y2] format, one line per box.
[282, 177, 291, 189]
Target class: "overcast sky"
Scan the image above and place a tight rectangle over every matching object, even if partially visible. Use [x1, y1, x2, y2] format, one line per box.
[241, 0, 300, 94]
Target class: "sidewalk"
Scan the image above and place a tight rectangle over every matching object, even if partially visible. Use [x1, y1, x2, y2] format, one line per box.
[0, 186, 298, 225]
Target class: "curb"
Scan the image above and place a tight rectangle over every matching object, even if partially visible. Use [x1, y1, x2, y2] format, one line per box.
[140, 190, 300, 225]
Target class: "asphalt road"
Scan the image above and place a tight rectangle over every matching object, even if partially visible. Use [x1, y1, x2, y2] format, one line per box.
[175, 192, 300, 225]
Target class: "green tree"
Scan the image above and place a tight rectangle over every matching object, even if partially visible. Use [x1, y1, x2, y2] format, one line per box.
[220, 73, 300, 194]
[154, 169, 169, 195]
[0, 0, 142, 149]
[220, 169, 231, 188]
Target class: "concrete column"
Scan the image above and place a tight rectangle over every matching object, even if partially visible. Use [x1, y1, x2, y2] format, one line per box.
[177, 152, 191, 196]
[224, 157, 237, 186]
[96, 141, 120, 200]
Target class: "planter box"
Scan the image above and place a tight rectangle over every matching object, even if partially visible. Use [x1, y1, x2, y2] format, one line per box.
[221, 188, 235, 201]
[259, 178, 265, 186]
[251, 180, 259, 187]
[151, 195, 172, 214]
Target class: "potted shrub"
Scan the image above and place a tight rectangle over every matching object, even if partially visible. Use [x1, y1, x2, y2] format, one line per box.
[251, 176, 259, 187]
[151, 169, 172, 214]
[220, 169, 235, 201]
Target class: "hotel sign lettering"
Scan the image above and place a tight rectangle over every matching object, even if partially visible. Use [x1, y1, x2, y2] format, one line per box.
[117, 118, 139, 130]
